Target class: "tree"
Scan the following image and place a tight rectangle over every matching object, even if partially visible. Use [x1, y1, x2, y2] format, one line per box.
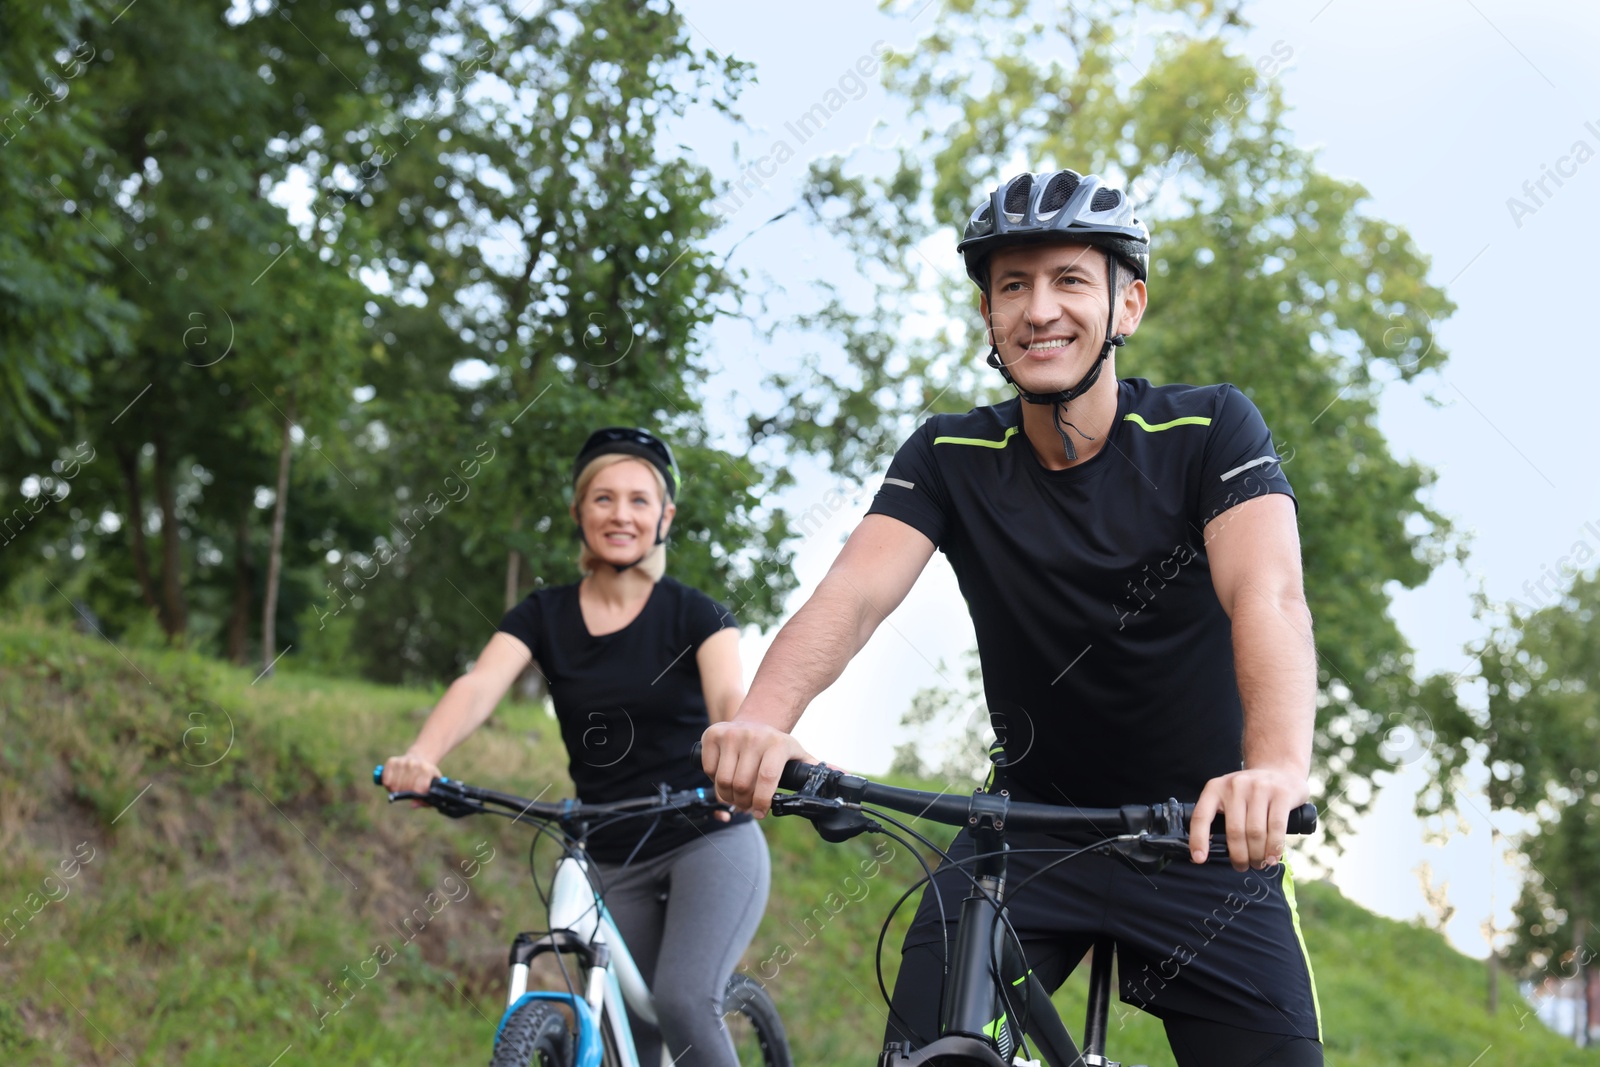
[765, 0, 1462, 834]
[1433, 571, 1600, 1039]
[0, 1, 134, 456]
[1, 0, 438, 652]
[1509, 805, 1600, 1043]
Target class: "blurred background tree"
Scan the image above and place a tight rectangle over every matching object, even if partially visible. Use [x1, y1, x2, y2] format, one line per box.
[1429, 571, 1600, 1038]
[0, 0, 794, 688]
[0, 2, 132, 457]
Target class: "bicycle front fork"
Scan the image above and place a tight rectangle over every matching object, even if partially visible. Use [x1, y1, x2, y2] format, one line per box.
[508, 929, 610, 1010]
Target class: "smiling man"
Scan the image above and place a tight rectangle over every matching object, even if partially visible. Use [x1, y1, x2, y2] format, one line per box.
[703, 169, 1322, 1065]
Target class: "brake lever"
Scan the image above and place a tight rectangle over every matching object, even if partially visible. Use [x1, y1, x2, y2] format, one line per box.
[1105, 797, 1191, 873]
[769, 793, 879, 843]
[428, 795, 490, 819]
[1108, 835, 1182, 873]
[1107, 798, 1255, 870]
[769, 793, 843, 818]
[383, 782, 488, 820]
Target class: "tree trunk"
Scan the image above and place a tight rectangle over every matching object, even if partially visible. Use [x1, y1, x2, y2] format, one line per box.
[151, 432, 188, 641]
[504, 512, 522, 611]
[1487, 827, 1499, 1014]
[1586, 967, 1599, 1048]
[226, 497, 254, 664]
[1574, 904, 1589, 1047]
[114, 441, 161, 613]
[261, 395, 295, 678]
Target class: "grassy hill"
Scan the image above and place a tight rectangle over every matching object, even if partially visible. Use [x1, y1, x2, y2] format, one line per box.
[0, 618, 1588, 1066]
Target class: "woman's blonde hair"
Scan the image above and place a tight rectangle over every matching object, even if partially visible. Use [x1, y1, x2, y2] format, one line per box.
[573, 453, 669, 581]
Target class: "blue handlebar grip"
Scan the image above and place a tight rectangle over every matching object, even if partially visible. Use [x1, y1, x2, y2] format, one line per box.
[373, 764, 384, 786]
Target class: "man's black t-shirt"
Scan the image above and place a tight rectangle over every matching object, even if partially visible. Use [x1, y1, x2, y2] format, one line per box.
[866, 378, 1294, 808]
[496, 576, 745, 863]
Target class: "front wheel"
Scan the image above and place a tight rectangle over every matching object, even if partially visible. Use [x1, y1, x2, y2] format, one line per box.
[724, 972, 793, 1067]
[490, 1000, 573, 1067]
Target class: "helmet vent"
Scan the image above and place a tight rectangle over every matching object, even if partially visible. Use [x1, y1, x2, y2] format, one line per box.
[1039, 171, 1080, 215]
[1003, 174, 1034, 217]
[1090, 188, 1121, 212]
[968, 203, 995, 238]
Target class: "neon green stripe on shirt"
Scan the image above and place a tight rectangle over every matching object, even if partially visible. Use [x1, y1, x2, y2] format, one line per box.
[933, 425, 1021, 448]
[1123, 413, 1212, 432]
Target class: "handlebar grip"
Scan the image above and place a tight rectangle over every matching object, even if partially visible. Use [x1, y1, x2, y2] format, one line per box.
[692, 744, 825, 795]
[694, 743, 814, 792]
[778, 759, 817, 791]
[1210, 803, 1317, 836]
[373, 764, 384, 786]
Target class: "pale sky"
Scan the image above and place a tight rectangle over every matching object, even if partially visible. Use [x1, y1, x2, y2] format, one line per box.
[658, 0, 1600, 962]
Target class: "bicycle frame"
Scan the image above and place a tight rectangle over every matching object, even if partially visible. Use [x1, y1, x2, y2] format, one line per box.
[879, 825, 1088, 1067]
[500, 850, 670, 1067]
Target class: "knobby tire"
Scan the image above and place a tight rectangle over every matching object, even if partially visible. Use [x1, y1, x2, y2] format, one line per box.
[724, 972, 793, 1067]
[490, 1000, 573, 1067]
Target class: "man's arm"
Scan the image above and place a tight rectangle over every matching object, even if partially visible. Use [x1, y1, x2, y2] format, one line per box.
[702, 514, 936, 815]
[1188, 492, 1316, 871]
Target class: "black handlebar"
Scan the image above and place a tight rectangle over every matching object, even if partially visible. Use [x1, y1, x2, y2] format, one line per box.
[376, 750, 1318, 843]
[772, 759, 1317, 837]
[370, 764, 729, 824]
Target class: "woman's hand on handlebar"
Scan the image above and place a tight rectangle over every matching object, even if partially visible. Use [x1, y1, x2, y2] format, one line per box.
[381, 752, 443, 799]
[701, 720, 815, 818]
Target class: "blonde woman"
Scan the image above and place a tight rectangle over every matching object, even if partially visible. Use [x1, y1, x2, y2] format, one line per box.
[383, 427, 769, 1067]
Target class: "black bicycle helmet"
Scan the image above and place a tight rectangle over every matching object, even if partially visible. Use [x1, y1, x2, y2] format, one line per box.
[573, 427, 680, 500]
[957, 170, 1150, 462]
[957, 169, 1149, 288]
[572, 427, 679, 573]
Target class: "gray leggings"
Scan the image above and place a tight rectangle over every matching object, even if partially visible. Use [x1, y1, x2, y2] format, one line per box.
[595, 820, 770, 1067]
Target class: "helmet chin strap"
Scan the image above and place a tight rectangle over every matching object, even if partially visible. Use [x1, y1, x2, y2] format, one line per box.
[986, 253, 1126, 462]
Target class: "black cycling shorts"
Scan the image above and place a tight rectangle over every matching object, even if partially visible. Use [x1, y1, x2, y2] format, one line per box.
[887, 828, 1322, 1052]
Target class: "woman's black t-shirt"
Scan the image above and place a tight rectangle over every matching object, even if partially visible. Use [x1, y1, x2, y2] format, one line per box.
[496, 576, 746, 863]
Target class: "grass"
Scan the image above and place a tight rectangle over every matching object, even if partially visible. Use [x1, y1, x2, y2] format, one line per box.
[0, 617, 1592, 1066]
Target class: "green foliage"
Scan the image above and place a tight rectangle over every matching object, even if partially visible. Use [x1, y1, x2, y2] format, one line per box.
[0, 2, 135, 455]
[1433, 572, 1600, 974]
[1508, 804, 1600, 980]
[1469, 572, 1600, 814]
[785, 0, 1463, 837]
[0, 0, 795, 686]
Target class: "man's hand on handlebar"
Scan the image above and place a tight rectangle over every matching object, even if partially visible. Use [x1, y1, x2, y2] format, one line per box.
[701, 720, 816, 818]
[381, 751, 443, 801]
[1188, 765, 1310, 872]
